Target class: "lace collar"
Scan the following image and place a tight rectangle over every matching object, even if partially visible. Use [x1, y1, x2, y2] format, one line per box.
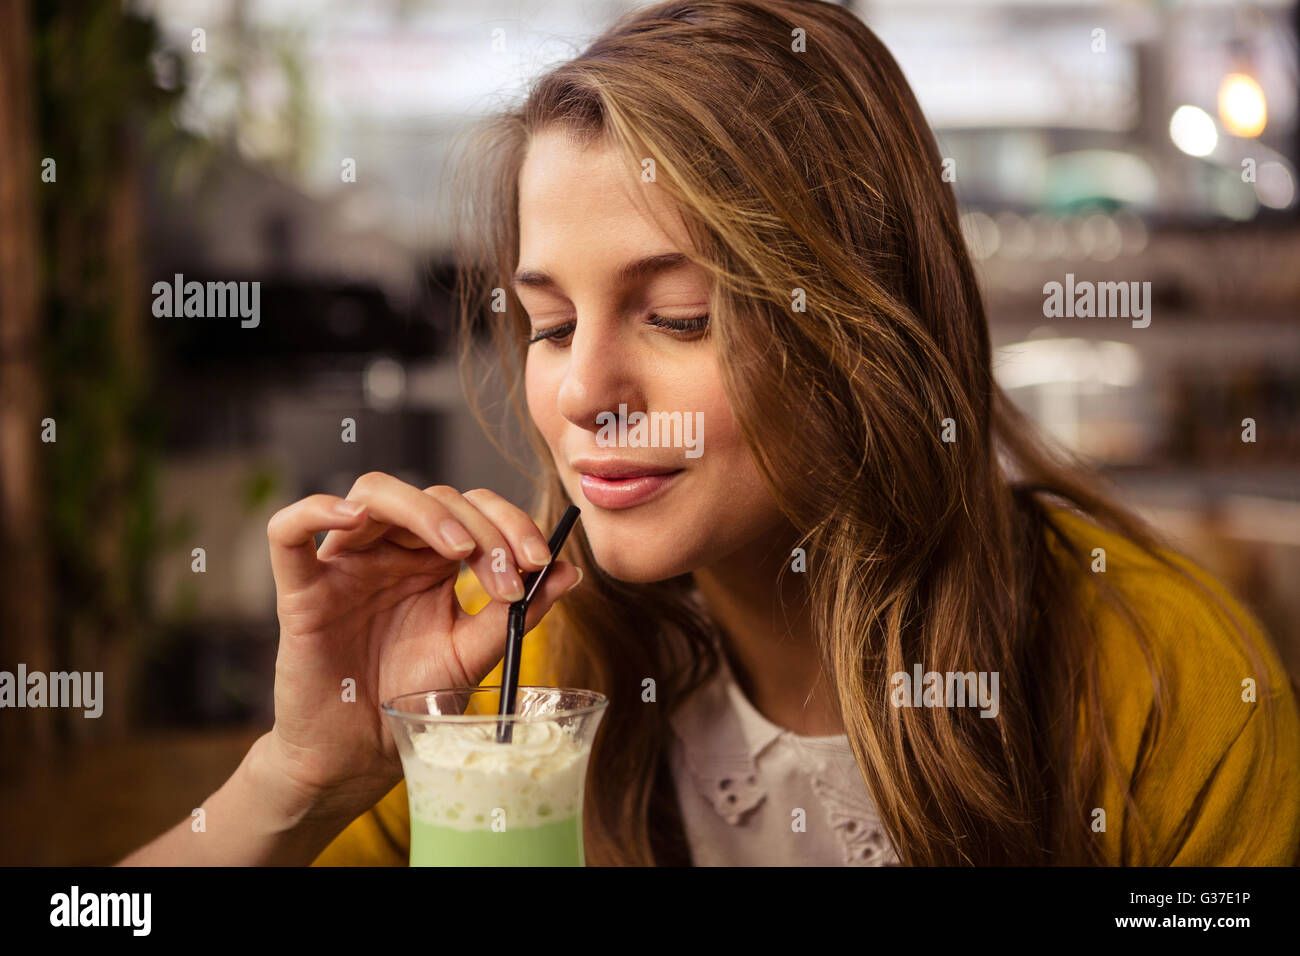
[667, 644, 899, 865]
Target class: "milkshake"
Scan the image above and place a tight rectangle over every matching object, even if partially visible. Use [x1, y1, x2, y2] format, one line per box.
[382, 687, 608, 867]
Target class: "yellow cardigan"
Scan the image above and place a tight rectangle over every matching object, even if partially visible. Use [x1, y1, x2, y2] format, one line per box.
[311, 508, 1300, 866]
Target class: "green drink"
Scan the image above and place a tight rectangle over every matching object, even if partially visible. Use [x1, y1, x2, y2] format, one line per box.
[382, 687, 607, 867]
[410, 815, 582, 867]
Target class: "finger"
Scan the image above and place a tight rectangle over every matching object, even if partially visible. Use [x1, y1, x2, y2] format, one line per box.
[318, 505, 408, 561]
[327, 489, 546, 580]
[315, 472, 475, 564]
[317, 509, 393, 560]
[314, 474, 529, 605]
[376, 526, 427, 550]
[421, 486, 530, 605]
[450, 560, 584, 682]
[461, 488, 553, 571]
[317, 473, 412, 559]
[322, 537, 458, 581]
[375, 492, 550, 569]
[267, 494, 368, 592]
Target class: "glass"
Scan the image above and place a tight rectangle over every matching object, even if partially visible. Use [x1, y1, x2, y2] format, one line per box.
[381, 686, 608, 866]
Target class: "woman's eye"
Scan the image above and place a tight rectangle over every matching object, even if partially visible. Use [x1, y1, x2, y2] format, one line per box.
[526, 314, 709, 346]
[527, 321, 575, 345]
[648, 313, 710, 336]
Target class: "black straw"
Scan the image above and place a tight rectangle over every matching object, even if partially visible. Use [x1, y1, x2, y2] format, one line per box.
[496, 505, 581, 743]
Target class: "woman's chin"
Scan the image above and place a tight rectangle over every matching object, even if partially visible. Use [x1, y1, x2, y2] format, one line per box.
[585, 546, 693, 585]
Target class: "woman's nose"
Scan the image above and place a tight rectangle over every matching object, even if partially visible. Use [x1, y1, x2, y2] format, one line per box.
[555, 317, 642, 431]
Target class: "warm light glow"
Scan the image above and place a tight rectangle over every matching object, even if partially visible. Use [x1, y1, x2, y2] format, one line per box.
[1218, 73, 1267, 137]
[1170, 105, 1217, 157]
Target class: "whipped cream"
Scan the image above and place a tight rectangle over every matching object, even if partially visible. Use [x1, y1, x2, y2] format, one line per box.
[402, 720, 589, 831]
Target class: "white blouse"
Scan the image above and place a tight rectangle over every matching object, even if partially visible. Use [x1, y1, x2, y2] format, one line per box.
[666, 647, 901, 866]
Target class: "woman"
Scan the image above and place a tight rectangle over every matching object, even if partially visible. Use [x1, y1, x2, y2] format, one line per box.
[122, 0, 1299, 867]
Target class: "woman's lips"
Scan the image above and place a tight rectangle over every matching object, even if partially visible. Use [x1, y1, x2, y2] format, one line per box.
[578, 470, 683, 509]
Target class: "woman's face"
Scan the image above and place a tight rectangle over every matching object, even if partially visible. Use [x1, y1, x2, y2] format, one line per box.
[517, 128, 786, 583]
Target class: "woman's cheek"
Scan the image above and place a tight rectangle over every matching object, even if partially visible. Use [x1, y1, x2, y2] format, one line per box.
[524, 362, 557, 440]
[692, 386, 737, 461]
[696, 390, 782, 531]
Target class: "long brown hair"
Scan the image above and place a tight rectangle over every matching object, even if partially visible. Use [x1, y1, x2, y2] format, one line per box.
[448, 0, 1283, 865]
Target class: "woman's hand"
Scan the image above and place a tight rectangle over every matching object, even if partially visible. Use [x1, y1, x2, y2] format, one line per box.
[262, 472, 581, 825]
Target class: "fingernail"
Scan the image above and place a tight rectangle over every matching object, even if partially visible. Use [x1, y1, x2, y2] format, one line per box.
[523, 538, 551, 565]
[566, 566, 584, 592]
[440, 520, 474, 553]
[336, 500, 365, 517]
[498, 571, 525, 602]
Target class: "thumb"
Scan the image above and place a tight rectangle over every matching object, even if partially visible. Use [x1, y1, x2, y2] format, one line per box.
[454, 561, 584, 677]
[518, 560, 584, 634]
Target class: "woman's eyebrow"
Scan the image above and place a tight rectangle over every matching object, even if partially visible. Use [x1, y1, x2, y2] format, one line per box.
[511, 251, 689, 291]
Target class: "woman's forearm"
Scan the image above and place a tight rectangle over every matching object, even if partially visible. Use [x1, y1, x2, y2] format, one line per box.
[117, 732, 354, 866]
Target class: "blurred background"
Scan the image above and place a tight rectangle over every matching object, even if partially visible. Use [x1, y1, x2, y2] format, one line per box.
[0, 0, 1296, 864]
